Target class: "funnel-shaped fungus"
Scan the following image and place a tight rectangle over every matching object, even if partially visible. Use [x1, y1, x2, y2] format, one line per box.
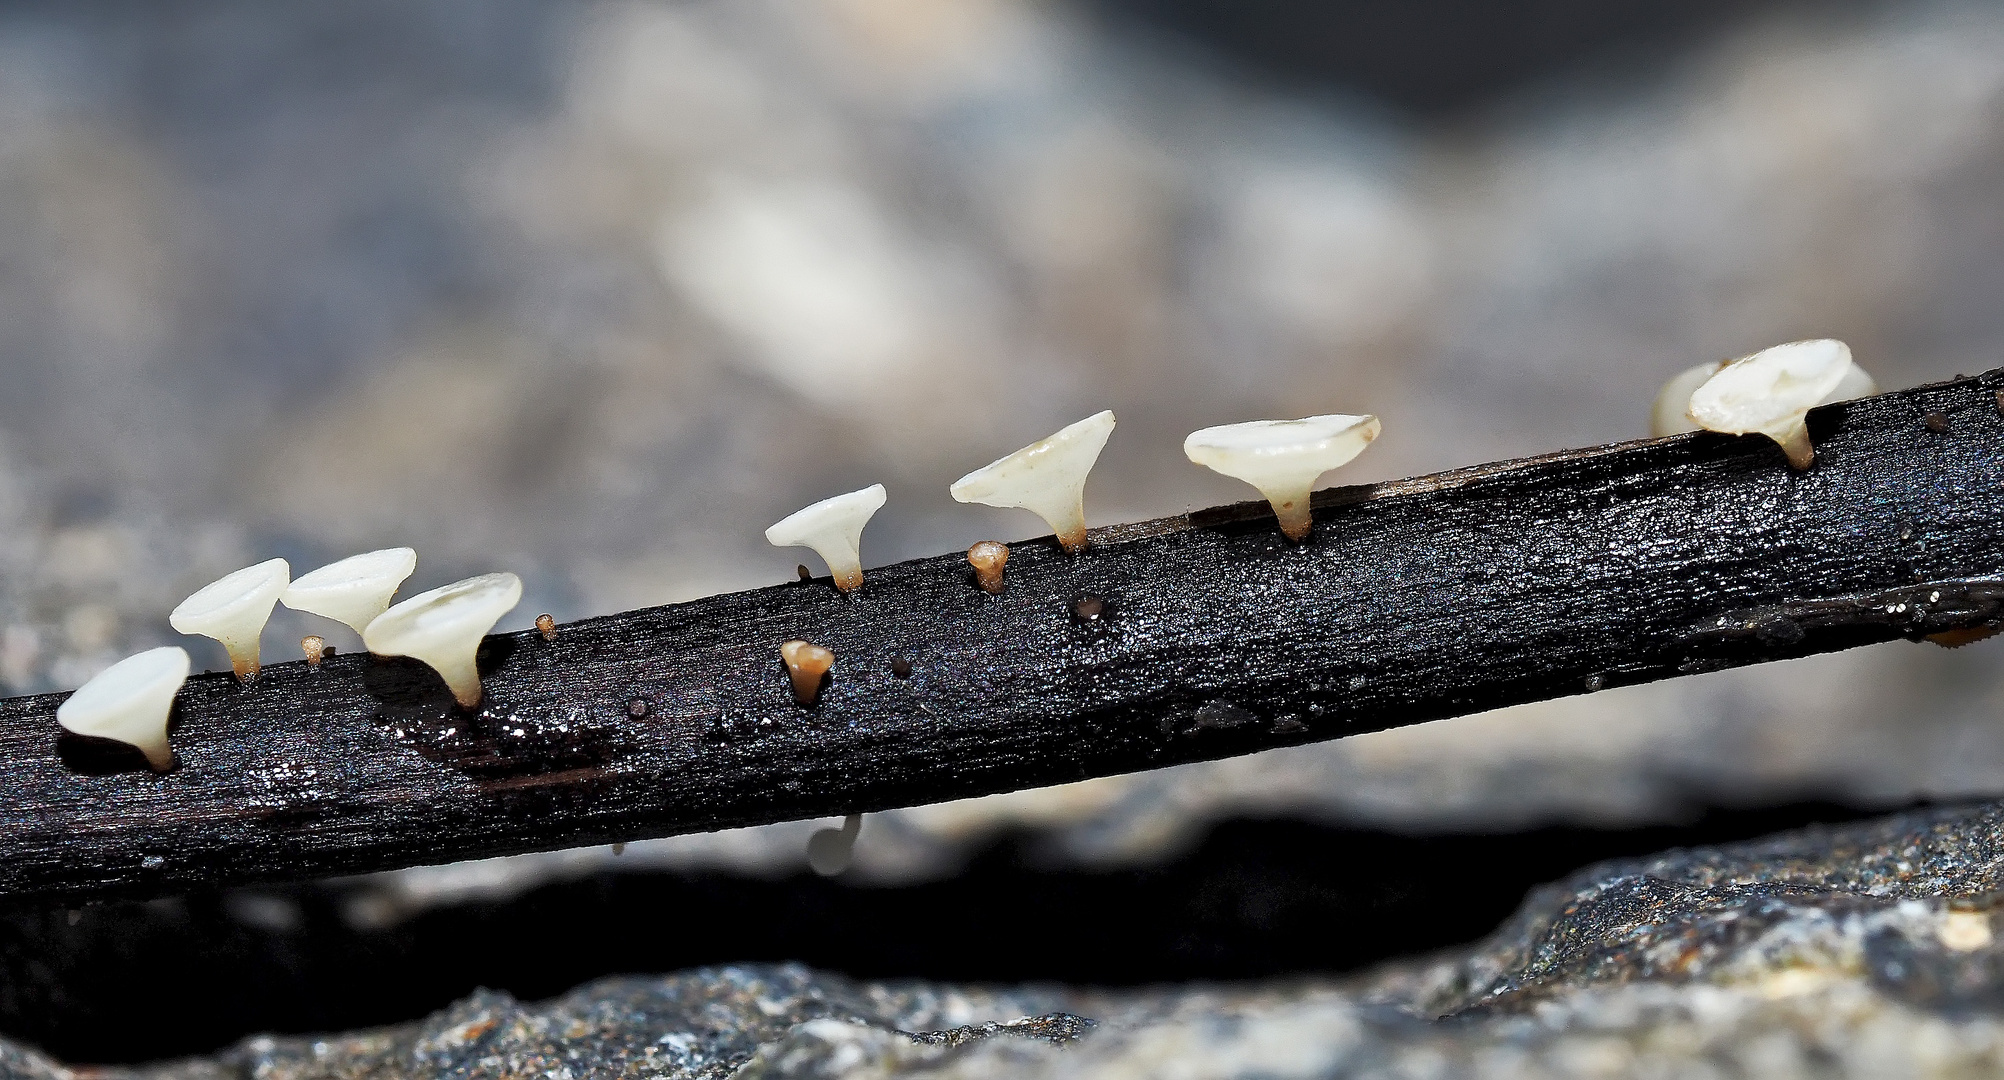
[780, 639, 834, 705]
[1652, 347, 1878, 438]
[950, 411, 1115, 553]
[281, 547, 417, 636]
[362, 572, 523, 709]
[967, 541, 1009, 594]
[169, 559, 290, 682]
[56, 646, 189, 771]
[1183, 415, 1382, 541]
[765, 484, 887, 593]
[1682, 339, 1857, 467]
[807, 814, 862, 876]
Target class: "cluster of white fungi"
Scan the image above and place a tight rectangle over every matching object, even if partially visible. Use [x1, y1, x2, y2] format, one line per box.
[54, 338, 1873, 783]
[56, 551, 521, 772]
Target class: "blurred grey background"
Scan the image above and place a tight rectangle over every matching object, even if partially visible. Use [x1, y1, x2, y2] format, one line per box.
[4, 0, 2004, 892]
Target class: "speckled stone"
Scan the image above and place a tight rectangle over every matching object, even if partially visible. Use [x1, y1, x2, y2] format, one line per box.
[14, 800, 2004, 1078]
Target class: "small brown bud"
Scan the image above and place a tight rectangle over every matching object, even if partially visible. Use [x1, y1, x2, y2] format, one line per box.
[301, 635, 327, 668]
[967, 541, 1009, 594]
[780, 639, 835, 705]
[536, 613, 557, 641]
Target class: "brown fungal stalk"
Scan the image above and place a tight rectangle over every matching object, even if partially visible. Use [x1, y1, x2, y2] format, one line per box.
[779, 639, 835, 705]
[967, 541, 1009, 594]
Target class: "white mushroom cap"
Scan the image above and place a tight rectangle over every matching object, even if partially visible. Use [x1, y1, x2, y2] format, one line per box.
[168, 558, 290, 681]
[1686, 339, 1855, 468]
[1184, 414, 1381, 541]
[1651, 348, 1878, 438]
[764, 484, 887, 593]
[1650, 361, 1724, 439]
[57, 646, 189, 771]
[362, 572, 523, 708]
[282, 547, 418, 635]
[950, 411, 1115, 553]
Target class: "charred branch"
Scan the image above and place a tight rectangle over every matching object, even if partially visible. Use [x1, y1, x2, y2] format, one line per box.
[4, 372, 2004, 902]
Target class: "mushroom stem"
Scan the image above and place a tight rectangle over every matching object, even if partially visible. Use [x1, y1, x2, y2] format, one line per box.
[1048, 505, 1089, 554]
[301, 636, 327, 668]
[1767, 420, 1817, 470]
[1268, 484, 1317, 542]
[780, 639, 834, 705]
[966, 541, 1009, 594]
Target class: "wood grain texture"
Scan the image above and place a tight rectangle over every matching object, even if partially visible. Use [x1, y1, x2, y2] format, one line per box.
[4, 371, 2004, 903]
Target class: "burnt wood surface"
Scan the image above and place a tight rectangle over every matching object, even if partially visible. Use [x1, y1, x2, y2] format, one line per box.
[4, 372, 2004, 903]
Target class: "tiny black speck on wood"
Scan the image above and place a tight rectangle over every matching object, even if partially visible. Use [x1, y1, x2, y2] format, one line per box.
[6, 372, 2004, 903]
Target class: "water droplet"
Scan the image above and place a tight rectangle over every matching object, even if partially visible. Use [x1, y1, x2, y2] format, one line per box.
[141, 855, 165, 870]
[1070, 596, 1106, 623]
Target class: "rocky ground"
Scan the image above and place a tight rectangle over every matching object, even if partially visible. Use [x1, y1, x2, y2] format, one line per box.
[5, 799, 2003, 1078]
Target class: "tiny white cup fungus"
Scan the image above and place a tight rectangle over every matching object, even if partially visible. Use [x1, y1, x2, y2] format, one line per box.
[281, 547, 417, 636]
[169, 558, 290, 682]
[362, 572, 524, 709]
[1652, 344, 1878, 439]
[1685, 339, 1856, 469]
[1183, 414, 1382, 541]
[765, 484, 886, 593]
[807, 814, 863, 876]
[950, 411, 1115, 554]
[56, 646, 190, 771]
